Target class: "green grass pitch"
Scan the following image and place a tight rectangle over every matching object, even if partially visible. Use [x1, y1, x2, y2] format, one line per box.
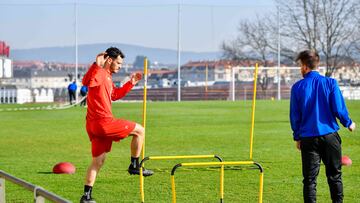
[0, 100, 359, 202]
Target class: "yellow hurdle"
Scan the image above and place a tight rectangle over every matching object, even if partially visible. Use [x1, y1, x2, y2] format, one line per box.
[141, 58, 148, 161]
[170, 161, 264, 203]
[139, 155, 223, 203]
[140, 58, 148, 203]
[171, 175, 176, 203]
[138, 56, 227, 203]
[259, 172, 264, 203]
[138, 62, 263, 203]
[249, 63, 259, 160]
[146, 155, 219, 160]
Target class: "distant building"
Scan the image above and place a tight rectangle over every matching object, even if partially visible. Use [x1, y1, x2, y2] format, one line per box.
[33, 88, 54, 103]
[112, 69, 177, 89]
[147, 70, 177, 88]
[181, 60, 271, 83]
[2, 69, 71, 89]
[0, 85, 32, 104]
[0, 41, 12, 78]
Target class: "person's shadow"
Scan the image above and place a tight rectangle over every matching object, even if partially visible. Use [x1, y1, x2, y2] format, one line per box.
[37, 171, 53, 174]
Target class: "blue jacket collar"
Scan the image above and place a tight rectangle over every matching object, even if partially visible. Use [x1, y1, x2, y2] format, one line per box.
[304, 71, 319, 78]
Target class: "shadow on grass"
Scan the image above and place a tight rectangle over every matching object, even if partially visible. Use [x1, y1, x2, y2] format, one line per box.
[37, 171, 54, 174]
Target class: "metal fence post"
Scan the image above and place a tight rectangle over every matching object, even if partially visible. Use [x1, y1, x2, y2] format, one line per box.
[34, 187, 45, 203]
[35, 196, 45, 203]
[0, 170, 70, 203]
[0, 178, 5, 203]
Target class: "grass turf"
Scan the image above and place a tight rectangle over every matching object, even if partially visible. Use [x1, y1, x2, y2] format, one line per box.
[0, 100, 359, 202]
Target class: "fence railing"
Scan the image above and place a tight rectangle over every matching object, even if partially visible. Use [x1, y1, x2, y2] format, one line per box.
[0, 170, 71, 203]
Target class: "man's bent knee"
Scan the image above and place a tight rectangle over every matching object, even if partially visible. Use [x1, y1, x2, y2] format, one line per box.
[131, 123, 145, 137]
[92, 153, 106, 168]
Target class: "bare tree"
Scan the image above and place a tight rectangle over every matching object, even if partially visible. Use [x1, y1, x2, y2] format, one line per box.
[222, 16, 276, 66]
[277, 0, 360, 76]
[223, 0, 360, 77]
[222, 16, 278, 97]
[221, 40, 246, 60]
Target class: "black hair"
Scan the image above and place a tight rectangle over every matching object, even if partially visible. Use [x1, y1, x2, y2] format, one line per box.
[105, 47, 125, 59]
[296, 50, 319, 70]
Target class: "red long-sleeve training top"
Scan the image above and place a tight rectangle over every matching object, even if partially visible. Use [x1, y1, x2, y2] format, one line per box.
[82, 63, 134, 121]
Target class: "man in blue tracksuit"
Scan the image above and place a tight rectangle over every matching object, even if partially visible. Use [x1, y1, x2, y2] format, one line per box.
[80, 85, 88, 106]
[290, 50, 356, 203]
[68, 81, 77, 105]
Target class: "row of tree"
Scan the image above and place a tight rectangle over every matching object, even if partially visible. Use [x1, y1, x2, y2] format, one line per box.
[222, 0, 360, 77]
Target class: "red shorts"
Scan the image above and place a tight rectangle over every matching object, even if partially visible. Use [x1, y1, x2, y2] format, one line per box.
[86, 118, 136, 157]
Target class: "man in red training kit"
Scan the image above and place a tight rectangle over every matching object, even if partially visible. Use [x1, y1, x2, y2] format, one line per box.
[80, 47, 153, 203]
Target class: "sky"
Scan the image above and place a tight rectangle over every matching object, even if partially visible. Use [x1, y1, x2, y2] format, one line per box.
[0, 0, 276, 52]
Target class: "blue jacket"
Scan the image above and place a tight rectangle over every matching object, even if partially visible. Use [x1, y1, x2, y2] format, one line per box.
[80, 85, 88, 94]
[290, 71, 352, 141]
[68, 82, 77, 92]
